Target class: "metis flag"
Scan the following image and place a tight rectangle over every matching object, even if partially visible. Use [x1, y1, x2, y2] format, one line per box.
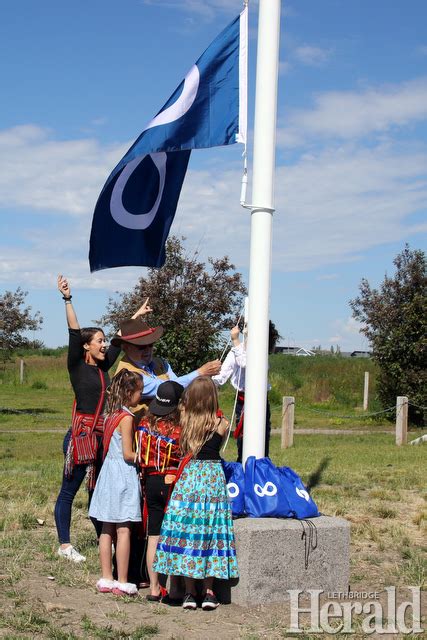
[89, 7, 247, 271]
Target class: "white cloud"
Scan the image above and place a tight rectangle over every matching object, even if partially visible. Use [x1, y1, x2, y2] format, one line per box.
[141, 0, 239, 21]
[328, 316, 368, 351]
[279, 77, 427, 145]
[0, 118, 426, 291]
[279, 60, 292, 75]
[316, 273, 339, 281]
[293, 45, 332, 67]
[0, 125, 127, 215]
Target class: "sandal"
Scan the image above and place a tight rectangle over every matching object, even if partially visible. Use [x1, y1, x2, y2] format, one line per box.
[146, 593, 162, 602]
[146, 585, 168, 602]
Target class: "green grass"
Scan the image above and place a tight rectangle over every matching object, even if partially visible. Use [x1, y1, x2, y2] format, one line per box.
[0, 350, 425, 637]
[0, 431, 425, 637]
[0, 351, 398, 432]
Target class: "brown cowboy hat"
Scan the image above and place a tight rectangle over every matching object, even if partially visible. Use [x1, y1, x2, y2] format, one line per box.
[111, 317, 164, 347]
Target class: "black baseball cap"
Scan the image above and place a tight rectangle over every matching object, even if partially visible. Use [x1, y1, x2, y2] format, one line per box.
[148, 381, 184, 416]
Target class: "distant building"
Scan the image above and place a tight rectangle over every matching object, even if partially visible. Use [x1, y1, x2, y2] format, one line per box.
[274, 345, 315, 357]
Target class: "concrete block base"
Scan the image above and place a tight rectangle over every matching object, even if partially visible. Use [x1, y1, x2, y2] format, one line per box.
[215, 516, 350, 606]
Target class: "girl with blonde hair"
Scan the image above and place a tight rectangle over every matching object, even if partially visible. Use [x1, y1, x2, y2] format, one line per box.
[153, 376, 239, 611]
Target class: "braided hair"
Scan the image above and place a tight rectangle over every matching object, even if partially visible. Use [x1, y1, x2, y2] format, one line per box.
[105, 369, 143, 416]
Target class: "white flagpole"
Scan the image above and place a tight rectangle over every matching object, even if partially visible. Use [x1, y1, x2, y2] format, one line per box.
[242, 0, 281, 464]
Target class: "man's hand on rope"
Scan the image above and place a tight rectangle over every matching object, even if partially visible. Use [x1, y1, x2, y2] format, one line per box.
[197, 359, 221, 377]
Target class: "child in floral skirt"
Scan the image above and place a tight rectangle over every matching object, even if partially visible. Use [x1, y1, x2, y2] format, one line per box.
[153, 376, 238, 610]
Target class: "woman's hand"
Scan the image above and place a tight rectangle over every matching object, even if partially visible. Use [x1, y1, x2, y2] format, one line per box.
[132, 297, 153, 319]
[57, 275, 71, 298]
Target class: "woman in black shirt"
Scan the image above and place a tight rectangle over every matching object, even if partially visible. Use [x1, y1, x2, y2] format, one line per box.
[54, 275, 149, 562]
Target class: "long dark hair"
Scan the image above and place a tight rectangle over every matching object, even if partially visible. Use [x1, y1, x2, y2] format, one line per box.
[105, 369, 143, 416]
[80, 327, 104, 345]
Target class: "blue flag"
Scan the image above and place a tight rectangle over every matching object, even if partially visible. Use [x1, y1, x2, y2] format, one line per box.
[90, 7, 247, 271]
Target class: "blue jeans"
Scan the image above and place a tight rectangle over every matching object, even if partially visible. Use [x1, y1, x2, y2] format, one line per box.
[54, 429, 103, 544]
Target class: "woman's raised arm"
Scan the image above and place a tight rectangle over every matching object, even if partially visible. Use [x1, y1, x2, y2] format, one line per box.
[57, 275, 79, 330]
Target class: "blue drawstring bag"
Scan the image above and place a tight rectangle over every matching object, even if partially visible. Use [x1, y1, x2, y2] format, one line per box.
[222, 460, 246, 517]
[244, 456, 319, 519]
[244, 456, 293, 518]
[277, 465, 319, 519]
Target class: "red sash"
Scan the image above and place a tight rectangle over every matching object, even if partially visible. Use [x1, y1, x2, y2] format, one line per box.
[102, 410, 129, 460]
[65, 368, 105, 489]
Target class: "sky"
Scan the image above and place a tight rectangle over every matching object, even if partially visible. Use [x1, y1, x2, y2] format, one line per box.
[1, 0, 426, 351]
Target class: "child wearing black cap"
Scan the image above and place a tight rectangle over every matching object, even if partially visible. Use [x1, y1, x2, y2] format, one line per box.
[137, 380, 184, 603]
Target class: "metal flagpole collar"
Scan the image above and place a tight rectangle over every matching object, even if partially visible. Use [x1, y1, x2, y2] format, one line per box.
[241, 203, 276, 213]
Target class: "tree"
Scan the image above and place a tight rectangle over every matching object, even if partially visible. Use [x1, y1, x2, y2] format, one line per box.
[99, 236, 247, 373]
[0, 288, 43, 357]
[350, 245, 426, 425]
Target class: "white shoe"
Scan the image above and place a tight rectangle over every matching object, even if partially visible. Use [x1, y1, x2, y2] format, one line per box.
[57, 545, 86, 563]
[97, 578, 116, 593]
[112, 581, 138, 596]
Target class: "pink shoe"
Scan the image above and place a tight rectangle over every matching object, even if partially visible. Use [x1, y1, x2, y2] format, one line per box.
[96, 578, 116, 593]
[112, 582, 138, 596]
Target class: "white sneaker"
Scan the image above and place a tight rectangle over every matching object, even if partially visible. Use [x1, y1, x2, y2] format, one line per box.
[57, 545, 86, 563]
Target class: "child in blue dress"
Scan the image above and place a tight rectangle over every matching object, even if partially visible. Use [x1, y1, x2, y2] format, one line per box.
[89, 369, 143, 596]
[153, 376, 239, 610]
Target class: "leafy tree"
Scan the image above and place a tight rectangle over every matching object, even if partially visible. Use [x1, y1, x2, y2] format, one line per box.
[99, 236, 247, 373]
[350, 245, 426, 425]
[268, 320, 280, 353]
[0, 288, 43, 357]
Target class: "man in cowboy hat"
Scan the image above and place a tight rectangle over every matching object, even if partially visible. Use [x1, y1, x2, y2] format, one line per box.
[111, 315, 221, 416]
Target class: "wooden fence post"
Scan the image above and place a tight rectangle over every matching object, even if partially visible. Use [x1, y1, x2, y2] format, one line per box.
[395, 396, 408, 446]
[19, 359, 25, 384]
[363, 371, 369, 411]
[281, 396, 295, 449]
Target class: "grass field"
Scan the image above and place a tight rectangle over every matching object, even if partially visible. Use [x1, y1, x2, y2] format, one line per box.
[0, 352, 426, 638]
[1, 350, 393, 431]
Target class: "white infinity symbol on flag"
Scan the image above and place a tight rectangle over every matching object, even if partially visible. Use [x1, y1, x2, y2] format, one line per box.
[144, 65, 200, 131]
[110, 66, 200, 230]
[296, 487, 310, 502]
[110, 152, 167, 230]
[254, 482, 277, 497]
[227, 482, 240, 498]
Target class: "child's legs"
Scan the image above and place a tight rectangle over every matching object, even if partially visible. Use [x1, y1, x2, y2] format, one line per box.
[184, 577, 198, 596]
[145, 474, 169, 595]
[99, 522, 116, 580]
[203, 576, 214, 595]
[146, 535, 160, 595]
[116, 522, 132, 584]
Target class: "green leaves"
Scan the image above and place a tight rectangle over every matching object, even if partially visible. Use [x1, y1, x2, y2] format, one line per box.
[99, 236, 247, 373]
[350, 245, 427, 426]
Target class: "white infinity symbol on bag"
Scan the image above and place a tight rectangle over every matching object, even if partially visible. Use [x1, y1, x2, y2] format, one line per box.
[296, 487, 310, 502]
[254, 482, 277, 497]
[227, 482, 240, 498]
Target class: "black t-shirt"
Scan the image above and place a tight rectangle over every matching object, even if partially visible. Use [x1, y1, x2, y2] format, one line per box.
[195, 431, 223, 461]
[67, 329, 121, 414]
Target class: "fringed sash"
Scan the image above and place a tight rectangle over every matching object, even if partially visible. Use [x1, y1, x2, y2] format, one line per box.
[64, 368, 105, 490]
